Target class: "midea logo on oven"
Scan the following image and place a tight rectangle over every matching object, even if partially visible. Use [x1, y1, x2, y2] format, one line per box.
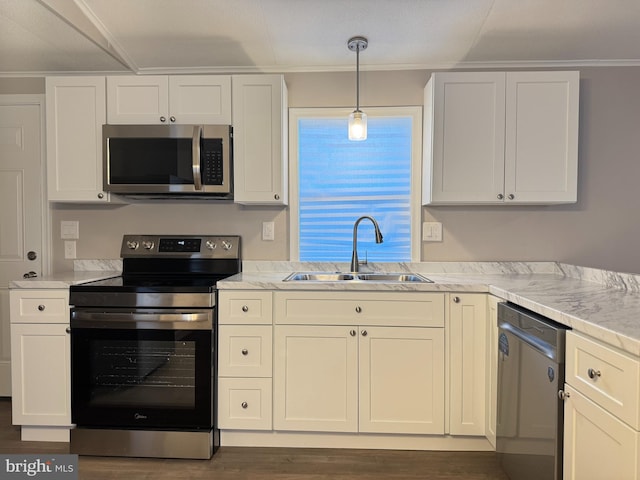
[134, 413, 148, 420]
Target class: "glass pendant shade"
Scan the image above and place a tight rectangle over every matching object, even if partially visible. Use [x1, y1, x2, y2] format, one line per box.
[348, 110, 367, 141]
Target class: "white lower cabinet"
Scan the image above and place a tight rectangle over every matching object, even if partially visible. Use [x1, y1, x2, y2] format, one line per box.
[9, 289, 71, 441]
[217, 291, 273, 430]
[273, 324, 445, 434]
[563, 385, 638, 480]
[562, 331, 640, 479]
[448, 293, 488, 436]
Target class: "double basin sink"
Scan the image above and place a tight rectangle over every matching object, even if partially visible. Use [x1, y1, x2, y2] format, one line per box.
[284, 272, 433, 283]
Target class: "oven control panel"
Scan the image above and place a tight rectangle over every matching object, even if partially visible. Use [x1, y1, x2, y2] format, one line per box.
[121, 235, 240, 258]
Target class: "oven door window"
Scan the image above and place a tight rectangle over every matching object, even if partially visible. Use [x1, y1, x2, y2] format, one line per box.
[72, 328, 212, 430]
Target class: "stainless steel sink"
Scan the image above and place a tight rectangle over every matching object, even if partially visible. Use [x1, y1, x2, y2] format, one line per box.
[283, 272, 356, 281]
[356, 273, 432, 283]
[283, 272, 432, 283]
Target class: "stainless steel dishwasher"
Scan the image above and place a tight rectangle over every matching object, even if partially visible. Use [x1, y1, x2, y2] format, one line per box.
[496, 303, 569, 480]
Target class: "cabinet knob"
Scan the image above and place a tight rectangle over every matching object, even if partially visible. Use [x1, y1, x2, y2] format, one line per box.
[38, 304, 45, 311]
[160, 116, 166, 123]
[508, 194, 515, 200]
[497, 193, 504, 200]
[558, 390, 570, 401]
[350, 329, 356, 337]
[587, 368, 601, 380]
[66, 327, 71, 334]
[242, 305, 249, 312]
[274, 194, 280, 200]
[170, 116, 176, 123]
[452, 296, 461, 303]
[241, 402, 248, 409]
[97, 192, 104, 199]
[361, 330, 368, 337]
[241, 349, 248, 356]
[355, 306, 362, 313]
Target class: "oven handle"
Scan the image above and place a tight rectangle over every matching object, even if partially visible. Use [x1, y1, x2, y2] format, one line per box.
[70, 310, 212, 330]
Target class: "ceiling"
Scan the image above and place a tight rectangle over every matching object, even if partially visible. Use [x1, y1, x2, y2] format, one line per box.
[2, 0, 640, 76]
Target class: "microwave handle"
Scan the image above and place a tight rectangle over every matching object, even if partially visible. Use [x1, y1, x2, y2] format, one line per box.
[192, 125, 203, 190]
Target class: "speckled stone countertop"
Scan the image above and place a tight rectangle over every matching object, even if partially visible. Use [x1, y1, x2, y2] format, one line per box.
[219, 261, 640, 357]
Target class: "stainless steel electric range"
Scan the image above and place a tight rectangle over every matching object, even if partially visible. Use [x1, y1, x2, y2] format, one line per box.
[68, 234, 241, 459]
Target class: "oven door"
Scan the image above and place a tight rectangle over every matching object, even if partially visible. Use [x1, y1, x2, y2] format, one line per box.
[70, 308, 214, 431]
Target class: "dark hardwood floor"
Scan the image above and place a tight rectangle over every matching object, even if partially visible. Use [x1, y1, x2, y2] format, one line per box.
[0, 398, 508, 479]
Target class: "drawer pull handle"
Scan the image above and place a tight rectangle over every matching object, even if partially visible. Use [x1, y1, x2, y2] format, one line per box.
[355, 306, 362, 313]
[241, 402, 248, 409]
[241, 349, 248, 356]
[38, 305, 45, 312]
[242, 305, 249, 312]
[587, 368, 601, 380]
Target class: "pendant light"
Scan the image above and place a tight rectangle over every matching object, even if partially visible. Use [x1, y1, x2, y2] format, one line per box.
[347, 36, 368, 141]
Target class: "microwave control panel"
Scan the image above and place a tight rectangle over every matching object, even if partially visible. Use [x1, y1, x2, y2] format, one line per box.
[201, 139, 224, 185]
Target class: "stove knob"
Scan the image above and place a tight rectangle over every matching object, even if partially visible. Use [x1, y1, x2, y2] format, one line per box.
[126, 240, 139, 250]
[221, 241, 232, 251]
[205, 240, 216, 250]
[142, 241, 155, 250]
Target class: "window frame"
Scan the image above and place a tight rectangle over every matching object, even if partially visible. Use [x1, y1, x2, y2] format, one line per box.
[289, 106, 423, 262]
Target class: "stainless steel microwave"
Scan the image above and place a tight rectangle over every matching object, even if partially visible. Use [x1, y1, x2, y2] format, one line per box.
[103, 124, 232, 197]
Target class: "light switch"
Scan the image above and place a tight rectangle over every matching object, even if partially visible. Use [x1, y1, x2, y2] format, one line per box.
[422, 222, 443, 242]
[61, 221, 79, 239]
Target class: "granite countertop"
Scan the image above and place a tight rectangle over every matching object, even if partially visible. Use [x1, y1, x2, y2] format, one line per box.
[219, 261, 640, 357]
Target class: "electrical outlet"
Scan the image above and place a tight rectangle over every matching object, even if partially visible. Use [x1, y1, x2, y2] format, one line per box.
[262, 221, 275, 241]
[64, 241, 77, 259]
[422, 222, 443, 242]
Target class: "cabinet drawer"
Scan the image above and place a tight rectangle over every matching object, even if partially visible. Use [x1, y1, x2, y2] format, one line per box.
[10, 290, 69, 324]
[218, 291, 272, 325]
[218, 377, 272, 430]
[274, 291, 444, 327]
[218, 326, 272, 377]
[566, 331, 640, 429]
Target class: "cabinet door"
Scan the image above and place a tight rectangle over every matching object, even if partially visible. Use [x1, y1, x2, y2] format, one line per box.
[46, 76, 109, 202]
[423, 72, 506, 205]
[10, 323, 70, 425]
[232, 75, 288, 205]
[448, 293, 487, 436]
[504, 71, 579, 204]
[563, 385, 638, 480]
[107, 76, 169, 124]
[485, 295, 502, 447]
[359, 326, 444, 434]
[273, 325, 357, 432]
[169, 75, 231, 124]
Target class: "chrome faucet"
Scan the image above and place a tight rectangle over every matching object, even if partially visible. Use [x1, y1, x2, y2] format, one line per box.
[350, 216, 384, 273]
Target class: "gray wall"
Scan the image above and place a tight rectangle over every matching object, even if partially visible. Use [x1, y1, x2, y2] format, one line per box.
[31, 67, 640, 273]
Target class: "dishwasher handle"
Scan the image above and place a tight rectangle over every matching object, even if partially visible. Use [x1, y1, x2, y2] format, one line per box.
[499, 320, 559, 362]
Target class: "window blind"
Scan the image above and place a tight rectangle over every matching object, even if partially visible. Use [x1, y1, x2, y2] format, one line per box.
[298, 116, 412, 262]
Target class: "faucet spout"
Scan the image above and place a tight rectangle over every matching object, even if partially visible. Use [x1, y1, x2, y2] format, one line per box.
[350, 216, 384, 273]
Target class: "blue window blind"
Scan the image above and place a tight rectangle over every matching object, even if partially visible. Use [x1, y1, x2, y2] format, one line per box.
[298, 116, 412, 262]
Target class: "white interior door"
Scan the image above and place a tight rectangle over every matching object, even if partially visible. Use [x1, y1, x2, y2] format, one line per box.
[0, 96, 45, 396]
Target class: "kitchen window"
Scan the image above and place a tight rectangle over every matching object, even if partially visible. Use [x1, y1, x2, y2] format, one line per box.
[289, 107, 422, 262]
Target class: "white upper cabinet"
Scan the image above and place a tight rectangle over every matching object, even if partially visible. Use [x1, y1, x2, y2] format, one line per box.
[46, 76, 110, 203]
[423, 71, 579, 205]
[232, 75, 288, 205]
[106, 75, 231, 125]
